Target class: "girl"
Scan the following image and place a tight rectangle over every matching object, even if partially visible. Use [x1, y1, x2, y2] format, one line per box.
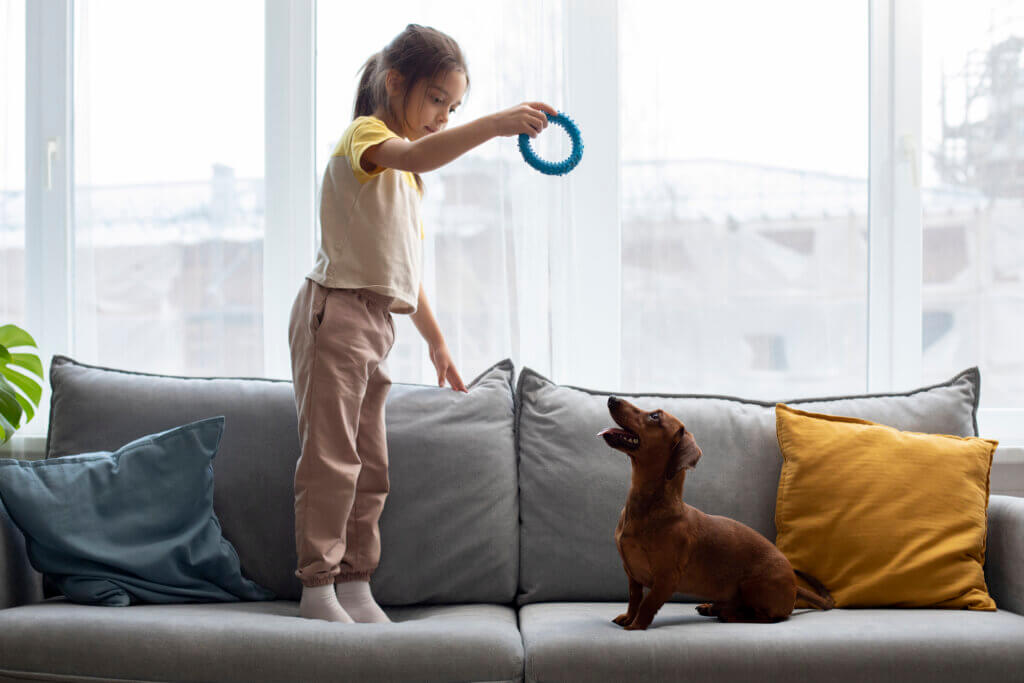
[288, 23, 556, 623]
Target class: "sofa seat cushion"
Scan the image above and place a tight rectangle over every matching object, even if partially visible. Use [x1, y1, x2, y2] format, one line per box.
[520, 603, 1024, 683]
[0, 600, 523, 683]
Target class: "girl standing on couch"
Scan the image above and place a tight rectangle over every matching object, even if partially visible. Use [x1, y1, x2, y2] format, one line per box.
[289, 24, 556, 623]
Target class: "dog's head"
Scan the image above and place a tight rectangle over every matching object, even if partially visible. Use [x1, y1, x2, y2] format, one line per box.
[599, 397, 702, 480]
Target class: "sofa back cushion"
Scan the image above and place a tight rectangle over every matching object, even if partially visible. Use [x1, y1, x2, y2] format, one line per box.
[2, 417, 275, 606]
[515, 367, 981, 605]
[774, 403, 996, 610]
[46, 356, 519, 605]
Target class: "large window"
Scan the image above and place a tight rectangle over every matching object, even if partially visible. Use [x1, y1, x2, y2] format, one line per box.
[73, 0, 265, 376]
[619, 0, 869, 399]
[921, 1, 1024, 409]
[0, 0, 24, 329]
[7, 0, 1024, 446]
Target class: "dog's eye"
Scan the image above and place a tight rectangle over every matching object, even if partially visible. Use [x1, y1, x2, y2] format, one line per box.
[649, 411, 661, 422]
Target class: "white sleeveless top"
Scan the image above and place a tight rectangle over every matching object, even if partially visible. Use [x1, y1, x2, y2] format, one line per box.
[307, 116, 424, 314]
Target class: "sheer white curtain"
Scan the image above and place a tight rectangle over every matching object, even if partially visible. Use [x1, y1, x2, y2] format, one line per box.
[316, 0, 566, 385]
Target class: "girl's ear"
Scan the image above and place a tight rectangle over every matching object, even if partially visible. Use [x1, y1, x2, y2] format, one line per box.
[384, 69, 403, 97]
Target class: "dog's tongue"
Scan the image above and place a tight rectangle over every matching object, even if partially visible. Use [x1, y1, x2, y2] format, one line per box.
[597, 428, 625, 437]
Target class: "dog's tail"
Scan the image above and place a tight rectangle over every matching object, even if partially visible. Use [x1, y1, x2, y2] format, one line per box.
[793, 569, 834, 610]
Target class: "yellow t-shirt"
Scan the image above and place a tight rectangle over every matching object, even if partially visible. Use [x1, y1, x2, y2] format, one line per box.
[307, 116, 424, 314]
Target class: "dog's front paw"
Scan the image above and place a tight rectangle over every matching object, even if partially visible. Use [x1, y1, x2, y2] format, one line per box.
[612, 612, 635, 627]
[623, 620, 649, 631]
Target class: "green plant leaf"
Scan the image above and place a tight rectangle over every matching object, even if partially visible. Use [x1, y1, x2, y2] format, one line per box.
[11, 353, 43, 379]
[0, 325, 37, 349]
[0, 410, 15, 444]
[1, 366, 43, 404]
[0, 324, 42, 441]
[0, 382, 23, 430]
[0, 374, 37, 423]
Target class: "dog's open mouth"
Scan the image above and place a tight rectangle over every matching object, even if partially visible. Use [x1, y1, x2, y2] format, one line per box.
[598, 427, 640, 450]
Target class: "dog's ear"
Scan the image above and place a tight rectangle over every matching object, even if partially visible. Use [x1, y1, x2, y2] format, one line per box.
[666, 428, 701, 480]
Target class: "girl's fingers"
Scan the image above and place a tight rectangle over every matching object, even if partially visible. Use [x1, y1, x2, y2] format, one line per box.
[523, 111, 547, 136]
[527, 101, 558, 117]
[448, 366, 468, 393]
[528, 107, 547, 126]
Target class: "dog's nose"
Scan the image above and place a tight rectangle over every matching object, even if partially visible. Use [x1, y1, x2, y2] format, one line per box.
[608, 396, 619, 408]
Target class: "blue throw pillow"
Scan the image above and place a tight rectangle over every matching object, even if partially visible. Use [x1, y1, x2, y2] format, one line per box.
[0, 416, 275, 606]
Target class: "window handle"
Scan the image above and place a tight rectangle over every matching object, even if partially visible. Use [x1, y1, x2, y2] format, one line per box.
[46, 138, 58, 190]
[900, 134, 919, 189]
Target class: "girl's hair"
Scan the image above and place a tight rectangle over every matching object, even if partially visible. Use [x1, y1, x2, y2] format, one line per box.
[354, 24, 469, 192]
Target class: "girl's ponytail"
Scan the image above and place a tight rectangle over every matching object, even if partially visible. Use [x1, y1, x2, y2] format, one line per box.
[353, 52, 384, 119]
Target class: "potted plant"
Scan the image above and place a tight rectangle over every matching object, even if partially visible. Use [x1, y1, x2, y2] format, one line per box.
[0, 324, 43, 444]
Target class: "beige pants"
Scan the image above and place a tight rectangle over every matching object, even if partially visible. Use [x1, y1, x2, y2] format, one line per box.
[289, 278, 396, 587]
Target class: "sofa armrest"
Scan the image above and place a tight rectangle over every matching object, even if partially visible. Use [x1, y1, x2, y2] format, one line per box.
[0, 496, 43, 609]
[986, 494, 1024, 615]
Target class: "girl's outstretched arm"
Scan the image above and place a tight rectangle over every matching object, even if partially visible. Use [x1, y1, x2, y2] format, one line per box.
[364, 102, 557, 174]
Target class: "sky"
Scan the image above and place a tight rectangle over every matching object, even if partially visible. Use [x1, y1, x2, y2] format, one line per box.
[1, 0, 1021, 190]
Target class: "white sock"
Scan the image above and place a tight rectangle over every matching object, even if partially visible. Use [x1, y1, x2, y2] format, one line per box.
[299, 584, 353, 623]
[335, 580, 391, 623]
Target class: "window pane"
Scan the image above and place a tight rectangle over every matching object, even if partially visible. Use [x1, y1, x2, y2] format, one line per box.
[922, 1, 1024, 409]
[317, 1, 564, 384]
[619, 1, 869, 398]
[0, 0, 25, 327]
[73, 0, 264, 376]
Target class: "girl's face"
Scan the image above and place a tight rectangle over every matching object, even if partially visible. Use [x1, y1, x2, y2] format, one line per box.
[392, 68, 467, 141]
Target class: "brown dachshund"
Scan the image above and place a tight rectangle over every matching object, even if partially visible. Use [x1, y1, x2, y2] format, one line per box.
[599, 396, 833, 629]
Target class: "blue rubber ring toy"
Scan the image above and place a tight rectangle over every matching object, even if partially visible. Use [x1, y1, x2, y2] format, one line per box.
[518, 111, 584, 176]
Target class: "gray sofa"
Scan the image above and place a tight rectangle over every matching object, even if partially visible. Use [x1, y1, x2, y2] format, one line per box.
[1, 355, 1023, 682]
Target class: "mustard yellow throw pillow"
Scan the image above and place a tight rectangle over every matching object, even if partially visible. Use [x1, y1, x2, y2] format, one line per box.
[774, 403, 998, 610]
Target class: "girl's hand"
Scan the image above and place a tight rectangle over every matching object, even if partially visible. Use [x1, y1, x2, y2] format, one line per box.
[429, 342, 468, 393]
[491, 102, 559, 138]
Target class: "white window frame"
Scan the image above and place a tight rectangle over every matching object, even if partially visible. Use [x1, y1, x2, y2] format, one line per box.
[264, 0, 316, 381]
[19, 0, 73, 448]
[868, 0, 922, 394]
